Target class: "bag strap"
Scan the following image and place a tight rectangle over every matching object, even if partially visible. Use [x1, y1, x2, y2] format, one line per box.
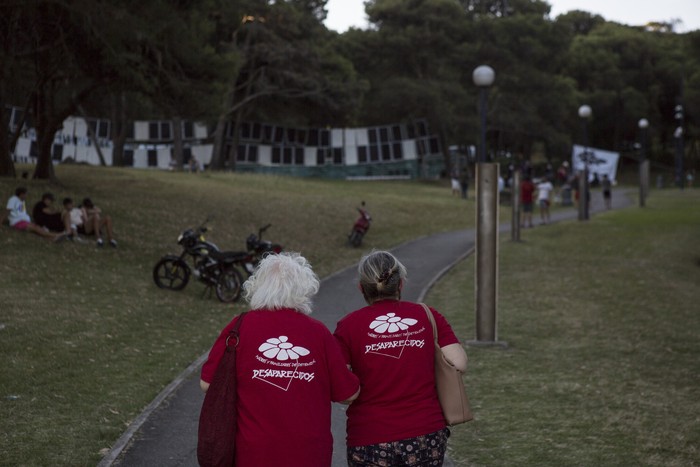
[420, 303, 439, 345]
[225, 312, 247, 353]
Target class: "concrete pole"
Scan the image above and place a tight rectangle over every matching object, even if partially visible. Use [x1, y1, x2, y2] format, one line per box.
[511, 169, 521, 242]
[578, 169, 587, 221]
[639, 160, 649, 208]
[639, 124, 648, 207]
[642, 160, 650, 201]
[475, 162, 499, 342]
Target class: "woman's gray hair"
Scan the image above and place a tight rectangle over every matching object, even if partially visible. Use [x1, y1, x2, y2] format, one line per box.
[358, 250, 407, 303]
[243, 252, 319, 315]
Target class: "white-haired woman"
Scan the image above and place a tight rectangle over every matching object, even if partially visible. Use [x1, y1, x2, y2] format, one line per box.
[334, 250, 467, 466]
[201, 253, 360, 467]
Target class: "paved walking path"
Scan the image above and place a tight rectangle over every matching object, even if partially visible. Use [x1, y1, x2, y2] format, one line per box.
[101, 188, 632, 467]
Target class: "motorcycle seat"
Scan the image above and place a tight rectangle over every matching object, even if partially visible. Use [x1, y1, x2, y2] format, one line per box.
[209, 250, 248, 262]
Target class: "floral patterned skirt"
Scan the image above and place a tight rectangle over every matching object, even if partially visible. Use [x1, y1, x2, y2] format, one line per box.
[347, 428, 450, 466]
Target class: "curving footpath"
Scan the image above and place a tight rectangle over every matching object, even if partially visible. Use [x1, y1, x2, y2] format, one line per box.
[101, 188, 632, 467]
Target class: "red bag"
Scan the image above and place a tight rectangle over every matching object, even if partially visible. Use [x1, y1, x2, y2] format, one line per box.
[197, 313, 246, 467]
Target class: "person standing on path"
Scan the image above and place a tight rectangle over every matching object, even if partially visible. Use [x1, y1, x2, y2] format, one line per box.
[334, 250, 467, 466]
[459, 165, 470, 199]
[200, 253, 360, 467]
[536, 177, 554, 225]
[520, 175, 535, 228]
[601, 174, 612, 210]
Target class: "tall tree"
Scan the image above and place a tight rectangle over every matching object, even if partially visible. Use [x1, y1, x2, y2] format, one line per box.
[208, 0, 364, 170]
[346, 0, 474, 173]
[0, 0, 235, 179]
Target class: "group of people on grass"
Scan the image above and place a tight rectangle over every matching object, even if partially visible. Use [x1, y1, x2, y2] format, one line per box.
[200, 250, 467, 466]
[2, 187, 117, 247]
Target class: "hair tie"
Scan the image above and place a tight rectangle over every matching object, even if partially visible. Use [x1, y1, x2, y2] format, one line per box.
[378, 270, 391, 283]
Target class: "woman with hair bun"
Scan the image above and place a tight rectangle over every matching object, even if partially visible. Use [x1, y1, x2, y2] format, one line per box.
[200, 252, 360, 467]
[334, 250, 468, 466]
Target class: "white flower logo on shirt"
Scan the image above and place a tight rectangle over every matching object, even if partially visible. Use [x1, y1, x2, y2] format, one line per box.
[258, 336, 310, 361]
[369, 313, 418, 334]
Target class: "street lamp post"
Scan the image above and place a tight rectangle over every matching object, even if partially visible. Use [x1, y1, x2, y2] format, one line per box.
[674, 105, 684, 190]
[470, 65, 504, 346]
[638, 118, 649, 207]
[578, 105, 592, 221]
[473, 66, 494, 163]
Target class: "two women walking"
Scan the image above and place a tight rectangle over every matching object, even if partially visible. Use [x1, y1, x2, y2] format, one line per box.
[200, 250, 467, 467]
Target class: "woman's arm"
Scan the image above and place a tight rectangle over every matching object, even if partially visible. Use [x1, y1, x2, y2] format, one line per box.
[441, 343, 468, 373]
[340, 387, 360, 405]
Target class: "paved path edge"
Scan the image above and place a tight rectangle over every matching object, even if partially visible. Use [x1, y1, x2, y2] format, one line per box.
[97, 353, 209, 467]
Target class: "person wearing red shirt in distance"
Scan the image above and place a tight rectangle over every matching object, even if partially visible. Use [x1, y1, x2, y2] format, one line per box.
[334, 251, 468, 466]
[520, 175, 536, 228]
[200, 252, 360, 467]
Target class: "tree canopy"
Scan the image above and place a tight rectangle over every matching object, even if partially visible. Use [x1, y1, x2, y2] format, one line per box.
[1, 0, 697, 178]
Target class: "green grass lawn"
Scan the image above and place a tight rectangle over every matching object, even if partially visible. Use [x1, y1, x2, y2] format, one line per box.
[0, 165, 475, 466]
[2, 165, 697, 466]
[428, 189, 700, 466]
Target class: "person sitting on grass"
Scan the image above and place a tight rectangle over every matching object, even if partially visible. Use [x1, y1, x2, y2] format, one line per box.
[2, 187, 67, 242]
[32, 192, 83, 242]
[77, 197, 117, 247]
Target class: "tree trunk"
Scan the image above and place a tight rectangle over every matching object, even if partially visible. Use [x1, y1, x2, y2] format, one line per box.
[0, 99, 16, 177]
[210, 115, 228, 170]
[437, 120, 452, 178]
[225, 112, 243, 170]
[32, 86, 57, 181]
[111, 93, 127, 167]
[78, 105, 107, 166]
[172, 116, 184, 169]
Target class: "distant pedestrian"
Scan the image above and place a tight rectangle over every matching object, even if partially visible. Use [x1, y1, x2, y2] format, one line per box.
[520, 176, 535, 228]
[450, 167, 460, 196]
[459, 166, 470, 199]
[602, 174, 612, 209]
[536, 177, 554, 224]
[556, 161, 569, 188]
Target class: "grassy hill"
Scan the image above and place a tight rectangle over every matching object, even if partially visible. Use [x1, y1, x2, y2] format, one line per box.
[3, 165, 697, 466]
[0, 165, 473, 466]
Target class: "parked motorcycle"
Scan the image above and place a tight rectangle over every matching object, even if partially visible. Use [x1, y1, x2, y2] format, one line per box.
[152, 220, 245, 303]
[348, 202, 371, 247]
[237, 224, 284, 276]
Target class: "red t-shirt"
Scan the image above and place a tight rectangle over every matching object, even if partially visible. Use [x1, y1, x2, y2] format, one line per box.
[334, 300, 459, 446]
[201, 308, 359, 467]
[521, 179, 535, 203]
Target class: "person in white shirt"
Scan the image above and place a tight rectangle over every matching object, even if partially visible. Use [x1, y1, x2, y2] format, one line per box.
[2, 187, 66, 241]
[536, 178, 554, 224]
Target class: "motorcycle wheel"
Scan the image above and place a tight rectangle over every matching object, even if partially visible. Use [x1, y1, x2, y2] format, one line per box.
[153, 258, 190, 291]
[215, 267, 244, 303]
[349, 230, 363, 247]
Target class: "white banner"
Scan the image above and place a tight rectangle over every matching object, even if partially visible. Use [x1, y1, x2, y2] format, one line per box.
[571, 145, 620, 183]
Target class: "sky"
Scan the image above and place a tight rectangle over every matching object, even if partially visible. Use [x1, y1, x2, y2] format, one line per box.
[325, 0, 700, 33]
